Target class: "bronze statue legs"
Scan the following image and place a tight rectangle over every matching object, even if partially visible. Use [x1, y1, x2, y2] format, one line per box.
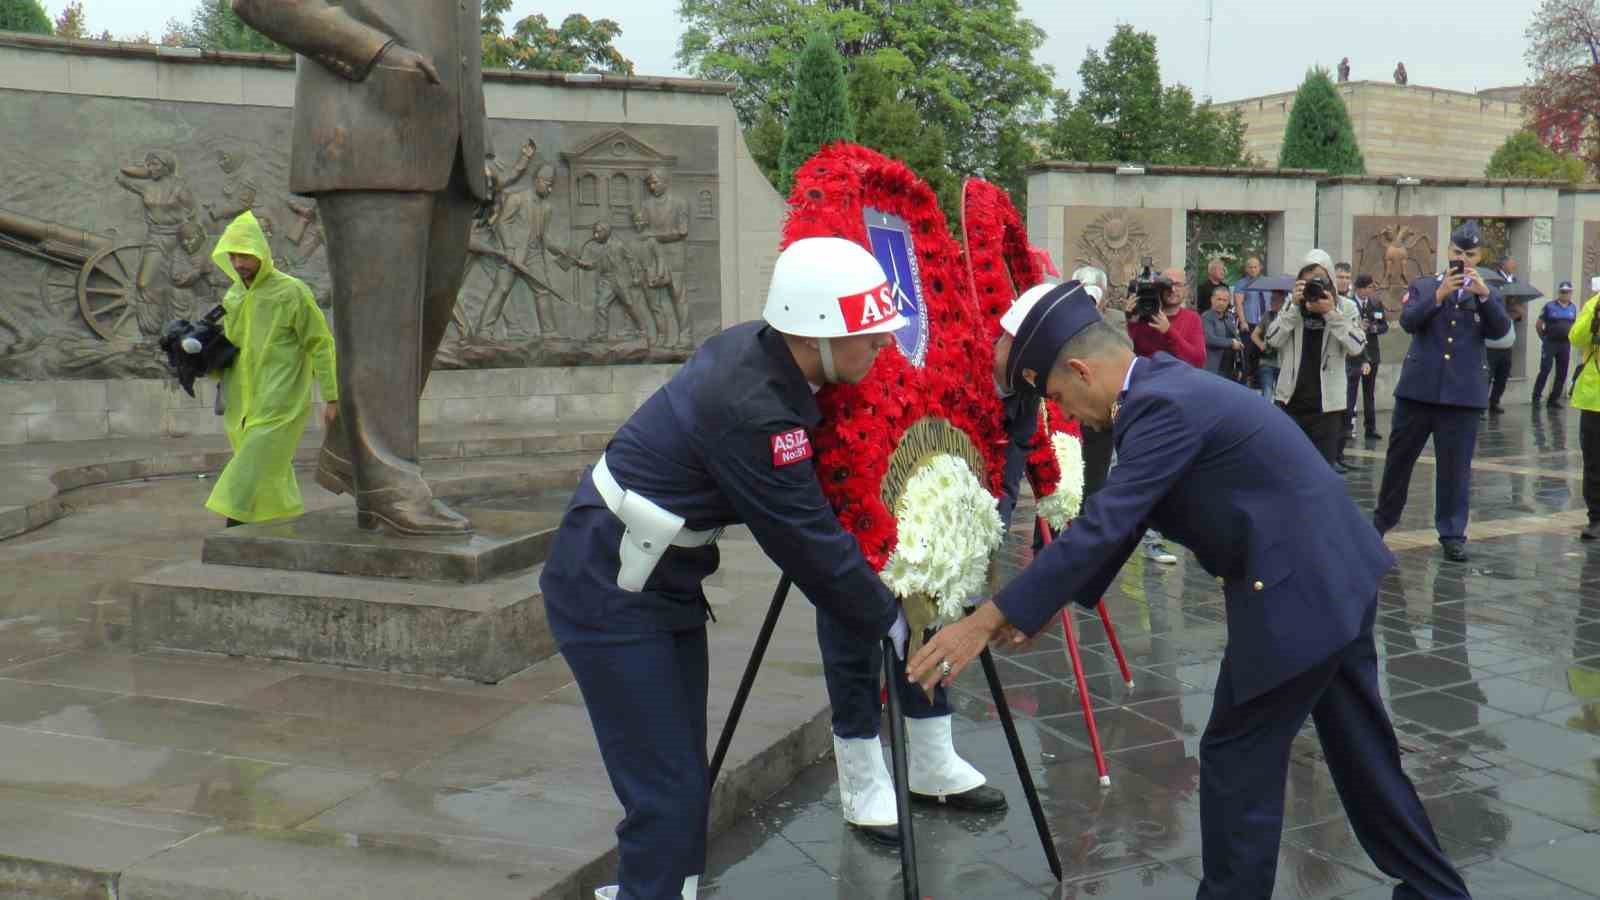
[314, 159, 477, 536]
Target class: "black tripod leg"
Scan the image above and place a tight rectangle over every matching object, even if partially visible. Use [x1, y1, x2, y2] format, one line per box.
[881, 637, 920, 899]
[980, 647, 1063, 881]
[708, 575, 791, 788]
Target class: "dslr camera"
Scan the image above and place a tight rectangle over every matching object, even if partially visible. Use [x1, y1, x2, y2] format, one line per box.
[1300, 275, 1334, 313]
[1127, 256, 1172, 323]
[158, 305, 237, 398]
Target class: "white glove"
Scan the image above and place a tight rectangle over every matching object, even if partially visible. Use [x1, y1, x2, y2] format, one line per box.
[888, 610, 909, 660]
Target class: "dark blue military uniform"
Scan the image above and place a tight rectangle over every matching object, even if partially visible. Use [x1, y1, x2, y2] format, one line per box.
[993, 352, 1467, 899]
[1374, 269, 1511, 550]
[995, 389, 1041, 529]
[541, 321, 898, 900]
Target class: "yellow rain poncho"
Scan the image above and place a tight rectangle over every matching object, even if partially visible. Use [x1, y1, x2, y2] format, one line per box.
[204, 212, 337, 524]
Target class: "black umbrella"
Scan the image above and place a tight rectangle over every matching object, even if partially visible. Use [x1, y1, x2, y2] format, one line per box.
[1496, 281, 1544, 301]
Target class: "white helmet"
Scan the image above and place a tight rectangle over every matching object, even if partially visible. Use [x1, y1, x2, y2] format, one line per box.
[1071, 265, 1108, 303]
[999, 282, 1060, 337]
[763, 237, 906, 338]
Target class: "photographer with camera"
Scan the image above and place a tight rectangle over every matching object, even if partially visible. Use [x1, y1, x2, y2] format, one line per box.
[1570, 283, 1600, 540]
[1124, 263, 1204, 564]
[1264, 253, 1366, 467]
[203, 211, 338, 528]
[1126, 263, 1206, 368]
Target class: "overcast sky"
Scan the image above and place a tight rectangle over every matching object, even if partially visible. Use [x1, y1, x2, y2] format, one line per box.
[54, 0, 1538, 102]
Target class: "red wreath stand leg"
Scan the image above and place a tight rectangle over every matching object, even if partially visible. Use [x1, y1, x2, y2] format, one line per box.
[1035, 518, 1134, 789]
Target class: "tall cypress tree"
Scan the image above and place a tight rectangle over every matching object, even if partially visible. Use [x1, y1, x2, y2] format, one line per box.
[0, 0, 53, 35]
[778, 31, 854, 193]
[1278, 68, 1366, 175]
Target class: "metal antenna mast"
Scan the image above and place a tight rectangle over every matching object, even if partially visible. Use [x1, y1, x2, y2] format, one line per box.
[1204, 0, 1215, 101]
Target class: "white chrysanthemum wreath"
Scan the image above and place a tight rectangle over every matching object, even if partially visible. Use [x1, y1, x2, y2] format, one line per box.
[881, 453, 1003, 627]
[1036, 430, 1084, 533]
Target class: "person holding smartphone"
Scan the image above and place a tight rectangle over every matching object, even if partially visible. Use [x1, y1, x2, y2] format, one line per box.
[1373, 220, 1512, 562]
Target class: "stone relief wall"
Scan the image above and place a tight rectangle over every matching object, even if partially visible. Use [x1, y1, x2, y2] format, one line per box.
[1354, 215, 1439, 365]
[1062, 207, 1173, 308]
[0, 88, 720, 380]
[1583, 222, 1600, 299]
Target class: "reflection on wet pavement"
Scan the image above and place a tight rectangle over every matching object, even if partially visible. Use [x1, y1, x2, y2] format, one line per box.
[705, 408, 1600, 898]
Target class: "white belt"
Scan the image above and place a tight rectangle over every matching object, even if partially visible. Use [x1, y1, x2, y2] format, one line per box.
[592, 454, 722, 591]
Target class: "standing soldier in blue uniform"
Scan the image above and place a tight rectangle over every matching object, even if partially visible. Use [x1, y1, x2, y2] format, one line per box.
[1373, 220, 1512, 562]
[905, 290, 1469, 900]
[540, 237, 911, 900]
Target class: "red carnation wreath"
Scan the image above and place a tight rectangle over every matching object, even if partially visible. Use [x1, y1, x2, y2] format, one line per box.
[958, 178, 1085, 530]
[783, 144, 1009, 644]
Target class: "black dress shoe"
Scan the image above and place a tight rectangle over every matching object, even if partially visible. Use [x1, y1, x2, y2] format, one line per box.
[911, 784, 1009, 812]
[1333, 461, 1350, 474]
[850, 823, 901, 846]
[1364, 432, 1383, 442]
[1582, 522, 1600, 541]
[1488, 405, 1506, 415]
[1441, 540, 1469, 562]
[1548, 399, 1563, 409]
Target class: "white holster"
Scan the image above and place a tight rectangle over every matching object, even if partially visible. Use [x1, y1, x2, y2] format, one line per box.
[592, 454, 721, 592]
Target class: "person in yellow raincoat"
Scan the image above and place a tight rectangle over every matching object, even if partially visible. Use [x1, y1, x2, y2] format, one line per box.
[204, 211, 337, 526]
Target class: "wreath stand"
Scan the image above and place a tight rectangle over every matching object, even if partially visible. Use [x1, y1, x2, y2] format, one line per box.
[708, 576, 1063, 898]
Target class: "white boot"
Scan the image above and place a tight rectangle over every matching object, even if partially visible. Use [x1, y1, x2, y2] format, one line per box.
[832, 734, 898, 827]
[593, 876, 699, 900]
[905, 714, 986, 798]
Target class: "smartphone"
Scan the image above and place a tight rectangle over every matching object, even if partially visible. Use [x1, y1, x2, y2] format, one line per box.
[1450, 260, 1464, 276]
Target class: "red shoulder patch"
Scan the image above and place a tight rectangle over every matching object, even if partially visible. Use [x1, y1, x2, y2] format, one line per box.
[771, 428, 813, 467]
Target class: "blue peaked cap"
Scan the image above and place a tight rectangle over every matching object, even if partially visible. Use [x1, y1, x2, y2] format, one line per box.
[1450, 219, 1482, 251]
[1005, 280, 1101, 395]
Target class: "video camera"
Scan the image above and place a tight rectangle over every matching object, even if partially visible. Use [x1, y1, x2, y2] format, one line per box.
[158, 305, 237, 398]
[1126, 256, 1172, 323]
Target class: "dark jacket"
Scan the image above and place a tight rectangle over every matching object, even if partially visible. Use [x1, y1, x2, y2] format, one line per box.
[1200, 308, 1240, 375]
[540, 322, 899, 638]
[994, 355, 1394, 703]
[1394, 274, 1512, 408]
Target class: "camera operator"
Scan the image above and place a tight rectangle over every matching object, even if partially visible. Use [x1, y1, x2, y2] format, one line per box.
[204, 211, 338, 528]
[1571, 284, 1600, 540]
[1124, 264, 1204, 564]
[1265, 255, 1366, 467]
[1346, 274, 1388, 439]
[1126, 266, 1206, 368]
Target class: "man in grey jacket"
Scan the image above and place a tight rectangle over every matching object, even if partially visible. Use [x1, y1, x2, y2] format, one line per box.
[1266, 252, 1366, 468]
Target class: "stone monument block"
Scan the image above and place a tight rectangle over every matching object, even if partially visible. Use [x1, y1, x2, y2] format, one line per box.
[1355, 214, 1438, 361]
[1583, 221, 1600, 296]
[1061, 206, 1173, 308]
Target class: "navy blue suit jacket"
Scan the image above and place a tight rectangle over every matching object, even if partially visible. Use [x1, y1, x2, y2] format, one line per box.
[541, 322, 899, 637]
[993, 354, 1395, 702]
[995, 390, 1040, 529]
[1393, 275, 1512, 408]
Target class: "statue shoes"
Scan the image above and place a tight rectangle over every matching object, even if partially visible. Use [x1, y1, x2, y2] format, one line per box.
[356, 492, 472, 536]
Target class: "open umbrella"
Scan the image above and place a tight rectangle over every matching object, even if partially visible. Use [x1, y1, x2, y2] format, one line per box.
[1236, 274, 1299, 293]
[1496, 281, 1544, 301]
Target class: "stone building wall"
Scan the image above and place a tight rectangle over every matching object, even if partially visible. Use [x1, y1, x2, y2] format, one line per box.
[1215, 81, 1527, 179]
[0, 33, 785, 444]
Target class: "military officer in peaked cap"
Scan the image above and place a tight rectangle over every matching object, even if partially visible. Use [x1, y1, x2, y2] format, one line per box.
[541, 237, 912, 900]
[905, 289, 1469, 899]
[1374, 219, 1512, 562]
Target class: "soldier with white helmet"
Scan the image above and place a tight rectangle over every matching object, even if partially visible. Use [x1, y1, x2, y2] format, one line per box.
[541, 237, 911, 900]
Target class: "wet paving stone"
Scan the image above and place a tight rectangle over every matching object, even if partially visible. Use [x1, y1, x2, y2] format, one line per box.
[708, 407, 1600, 898]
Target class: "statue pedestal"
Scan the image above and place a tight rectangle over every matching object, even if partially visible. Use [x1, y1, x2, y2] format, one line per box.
[131, 484, 580, 683]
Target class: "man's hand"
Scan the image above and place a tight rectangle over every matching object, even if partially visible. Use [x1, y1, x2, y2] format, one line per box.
[1231, 338, 1244, 351]
[907, 603, 1007, 692]
[1462, 272, 1490, 298]
[377, 44, 441, 84]
[322, 404, 338, 430]
[1306, 297, 1335, 316]
[1150, 310, 1172, 334]
[1435, 271, 1466, 303]
[1292, 280, 1306, 304]
[1362, 362, 1372, 376]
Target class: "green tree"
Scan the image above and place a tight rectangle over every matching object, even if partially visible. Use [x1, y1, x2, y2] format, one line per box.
[1046, 26, 1252, 167]
[164, 0, 283, 52]
[678, 0, 1054, 193]
[0, 0, 52, 35]
[850, 53, 959, 221]
[777, 32, 853, 192]
[482, 0, 633, 73]
[1277, 68, 1365, 175]
[1486, 129, 1588, 182]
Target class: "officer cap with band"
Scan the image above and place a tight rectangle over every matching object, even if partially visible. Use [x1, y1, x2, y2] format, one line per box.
[1005, 280, 1101, 395]
[1560, 281, 1573, 293]
[1450, 219, 1482, 251]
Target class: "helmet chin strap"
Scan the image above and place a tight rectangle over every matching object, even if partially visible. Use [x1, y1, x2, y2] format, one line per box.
[819, 337, 840, 383]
